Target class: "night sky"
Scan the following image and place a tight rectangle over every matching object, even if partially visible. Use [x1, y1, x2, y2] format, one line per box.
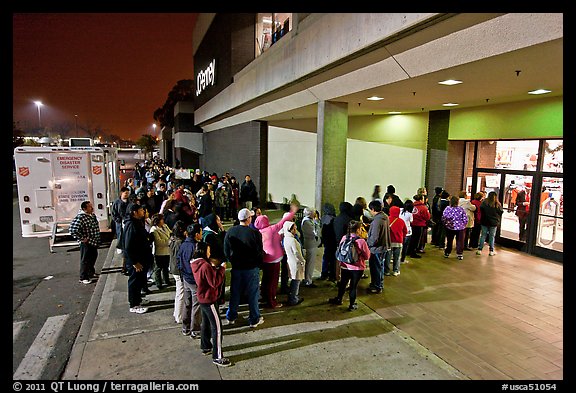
[13, 13, 198, 141]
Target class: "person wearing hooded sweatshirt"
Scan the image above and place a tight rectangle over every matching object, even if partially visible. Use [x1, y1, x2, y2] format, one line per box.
[300, 206, 322, 287]
[320, 203, 337, 281]
[333, 202, 354, 282]
[177, 223, 203, 338]
[201, 213, 227, 308]
[190, 242, 230, 367]
[367, 199, 391, 294]
[279, 220, 305, 306]
[254, 205, 298, 308]
[384, 206, 408, 276]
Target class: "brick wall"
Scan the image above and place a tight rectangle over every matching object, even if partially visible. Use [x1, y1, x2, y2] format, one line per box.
[201, 121, 268, 206]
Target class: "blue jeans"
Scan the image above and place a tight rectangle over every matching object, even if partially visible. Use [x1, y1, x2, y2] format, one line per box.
[369, 250, 387, 290]
[478, 225, 497, 251]
[226, 268, 261, 325]
[384, 246, 402, 274]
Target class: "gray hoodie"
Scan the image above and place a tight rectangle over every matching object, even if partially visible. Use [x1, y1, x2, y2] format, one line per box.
[367, 211, 391, 253]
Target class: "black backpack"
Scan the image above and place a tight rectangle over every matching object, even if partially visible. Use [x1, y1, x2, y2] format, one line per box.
[335, 235, 359, 264]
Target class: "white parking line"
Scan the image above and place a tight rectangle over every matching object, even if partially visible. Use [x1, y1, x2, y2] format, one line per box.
[13, 320, 28, 344]
[13, 314, 69, 380]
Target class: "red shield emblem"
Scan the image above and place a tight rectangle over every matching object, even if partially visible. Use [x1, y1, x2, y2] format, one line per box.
[19, 167, 30, 177]
[92, 165, 102, 175]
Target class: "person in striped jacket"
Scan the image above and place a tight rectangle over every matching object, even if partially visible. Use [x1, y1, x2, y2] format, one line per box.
[69, 201, 101, 285]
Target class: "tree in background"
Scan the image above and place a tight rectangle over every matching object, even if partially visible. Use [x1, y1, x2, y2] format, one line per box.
[153, 79, 194, 129]
[135, 134, 158, 159]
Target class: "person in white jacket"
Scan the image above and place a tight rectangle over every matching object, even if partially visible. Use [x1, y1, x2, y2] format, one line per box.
[149, 213, 172, 289]
[279, 220, 305, 306]
[458, 190, 477, 251]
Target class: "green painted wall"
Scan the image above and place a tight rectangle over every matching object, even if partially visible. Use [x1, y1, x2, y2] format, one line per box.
[449, 96, 563, 140]
[348, 113, 429, 150]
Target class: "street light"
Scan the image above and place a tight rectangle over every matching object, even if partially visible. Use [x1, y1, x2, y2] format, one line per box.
[152, 123, 157, 135]
[34, 101, 43, 129]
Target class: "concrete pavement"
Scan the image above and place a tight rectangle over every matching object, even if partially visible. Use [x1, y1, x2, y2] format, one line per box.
[62, 236, 464, 381]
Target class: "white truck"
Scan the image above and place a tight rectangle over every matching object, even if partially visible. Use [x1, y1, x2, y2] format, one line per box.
[14, 146, 120, 251]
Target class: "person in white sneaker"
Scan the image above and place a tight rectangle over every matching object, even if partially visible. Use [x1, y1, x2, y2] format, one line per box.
[191, 241, 230, 367]
[477, 191, 503, 256]
[123, 204, 153, 314]
[69, 201, 100, 285]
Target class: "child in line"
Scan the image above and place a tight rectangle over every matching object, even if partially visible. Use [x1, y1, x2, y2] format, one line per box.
[191, 242, 230, 367]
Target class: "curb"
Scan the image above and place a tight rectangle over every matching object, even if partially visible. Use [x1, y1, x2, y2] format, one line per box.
[61, 239, 118, 380]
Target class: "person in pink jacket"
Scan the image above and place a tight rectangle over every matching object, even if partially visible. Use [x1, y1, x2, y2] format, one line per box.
[328, 220, 371, 311]
[253, 204, 299, 308]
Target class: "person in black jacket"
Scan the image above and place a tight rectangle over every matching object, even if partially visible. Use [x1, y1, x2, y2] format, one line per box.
[239, 175, 258, 210]
[223, 208, 264, 327]
[112, 187, 131, 275]
[477, 191, 504, 256]
[201, 213, 227, 307]
[320, 203, 337, 281]
[123, 204, 154, 314]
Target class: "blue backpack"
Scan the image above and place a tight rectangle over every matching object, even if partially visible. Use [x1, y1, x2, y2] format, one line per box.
[335, 235, 359, 264]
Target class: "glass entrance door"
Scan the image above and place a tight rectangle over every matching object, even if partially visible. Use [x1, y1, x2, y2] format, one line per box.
[500, 174, 534, 244]
[536, 176, 563, 252]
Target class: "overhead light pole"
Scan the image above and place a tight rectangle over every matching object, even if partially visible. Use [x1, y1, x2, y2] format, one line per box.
[34, 101, 43, 129]
[74, 114, 78, 136]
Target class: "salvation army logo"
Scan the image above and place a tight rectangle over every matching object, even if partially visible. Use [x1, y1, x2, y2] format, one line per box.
[92, 165, 102, 175]
[18, 167, 30, 177]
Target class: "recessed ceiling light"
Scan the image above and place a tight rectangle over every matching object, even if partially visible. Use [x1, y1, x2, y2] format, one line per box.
[442, 103, 459, 107]
[438, 79, 462, 85]
[388, 111, 401, 114]
[528, 89, 551, 95]
[367, 96, 384, 101]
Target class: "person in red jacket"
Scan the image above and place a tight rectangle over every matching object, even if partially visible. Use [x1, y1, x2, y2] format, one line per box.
[191, 242, 230, 367]
[406, 194, 430, 259]
[384, 206, 408, 276]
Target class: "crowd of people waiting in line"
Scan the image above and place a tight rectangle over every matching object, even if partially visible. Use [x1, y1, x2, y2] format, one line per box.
[96, 156, 504, 367]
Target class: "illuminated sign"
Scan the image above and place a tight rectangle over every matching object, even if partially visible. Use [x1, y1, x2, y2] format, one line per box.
[196, 59, 216, 96]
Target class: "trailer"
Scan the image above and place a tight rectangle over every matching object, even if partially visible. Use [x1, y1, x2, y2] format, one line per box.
[14, 146, 120, 252]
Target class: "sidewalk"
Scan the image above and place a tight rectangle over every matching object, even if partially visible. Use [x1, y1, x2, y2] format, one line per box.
[63, 218, 562, 381]
[62, 248, 463, 380]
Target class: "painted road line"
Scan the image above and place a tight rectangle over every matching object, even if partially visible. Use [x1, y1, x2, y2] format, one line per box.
[13, 314, 69, 380]
[13, 320, 28, 344]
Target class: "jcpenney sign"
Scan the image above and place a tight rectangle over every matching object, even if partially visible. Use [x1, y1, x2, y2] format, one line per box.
[196, 59, 216, 96]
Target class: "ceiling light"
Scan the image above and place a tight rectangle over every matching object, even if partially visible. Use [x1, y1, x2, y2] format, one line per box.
[438, 79, 462, 85]
[388, 111, 401, 114]
[367, 96, 384, 101]
[442, 103, 459, 107]
[528, 89, 551, 95]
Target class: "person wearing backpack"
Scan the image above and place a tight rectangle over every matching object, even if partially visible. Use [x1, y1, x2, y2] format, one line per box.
[328, 220, 371, 311]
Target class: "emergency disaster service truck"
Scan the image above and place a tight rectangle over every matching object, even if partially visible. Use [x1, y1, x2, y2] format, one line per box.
[14, 146, 120, 252]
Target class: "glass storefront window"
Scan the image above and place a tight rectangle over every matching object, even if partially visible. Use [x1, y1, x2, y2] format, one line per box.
[494, 140, 539, 171]
[255, 13, 292, 57]
[500, 174, 533, 243]
[537, 176, 563, 251]
[542, 139, 563, 173]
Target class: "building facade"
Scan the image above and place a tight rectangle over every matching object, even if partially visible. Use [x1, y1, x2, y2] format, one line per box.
[166, 13, 562, 262]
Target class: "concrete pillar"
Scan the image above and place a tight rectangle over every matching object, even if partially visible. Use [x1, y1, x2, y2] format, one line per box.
[315, 101, 348, 211]
[426, 110, 450, 192]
